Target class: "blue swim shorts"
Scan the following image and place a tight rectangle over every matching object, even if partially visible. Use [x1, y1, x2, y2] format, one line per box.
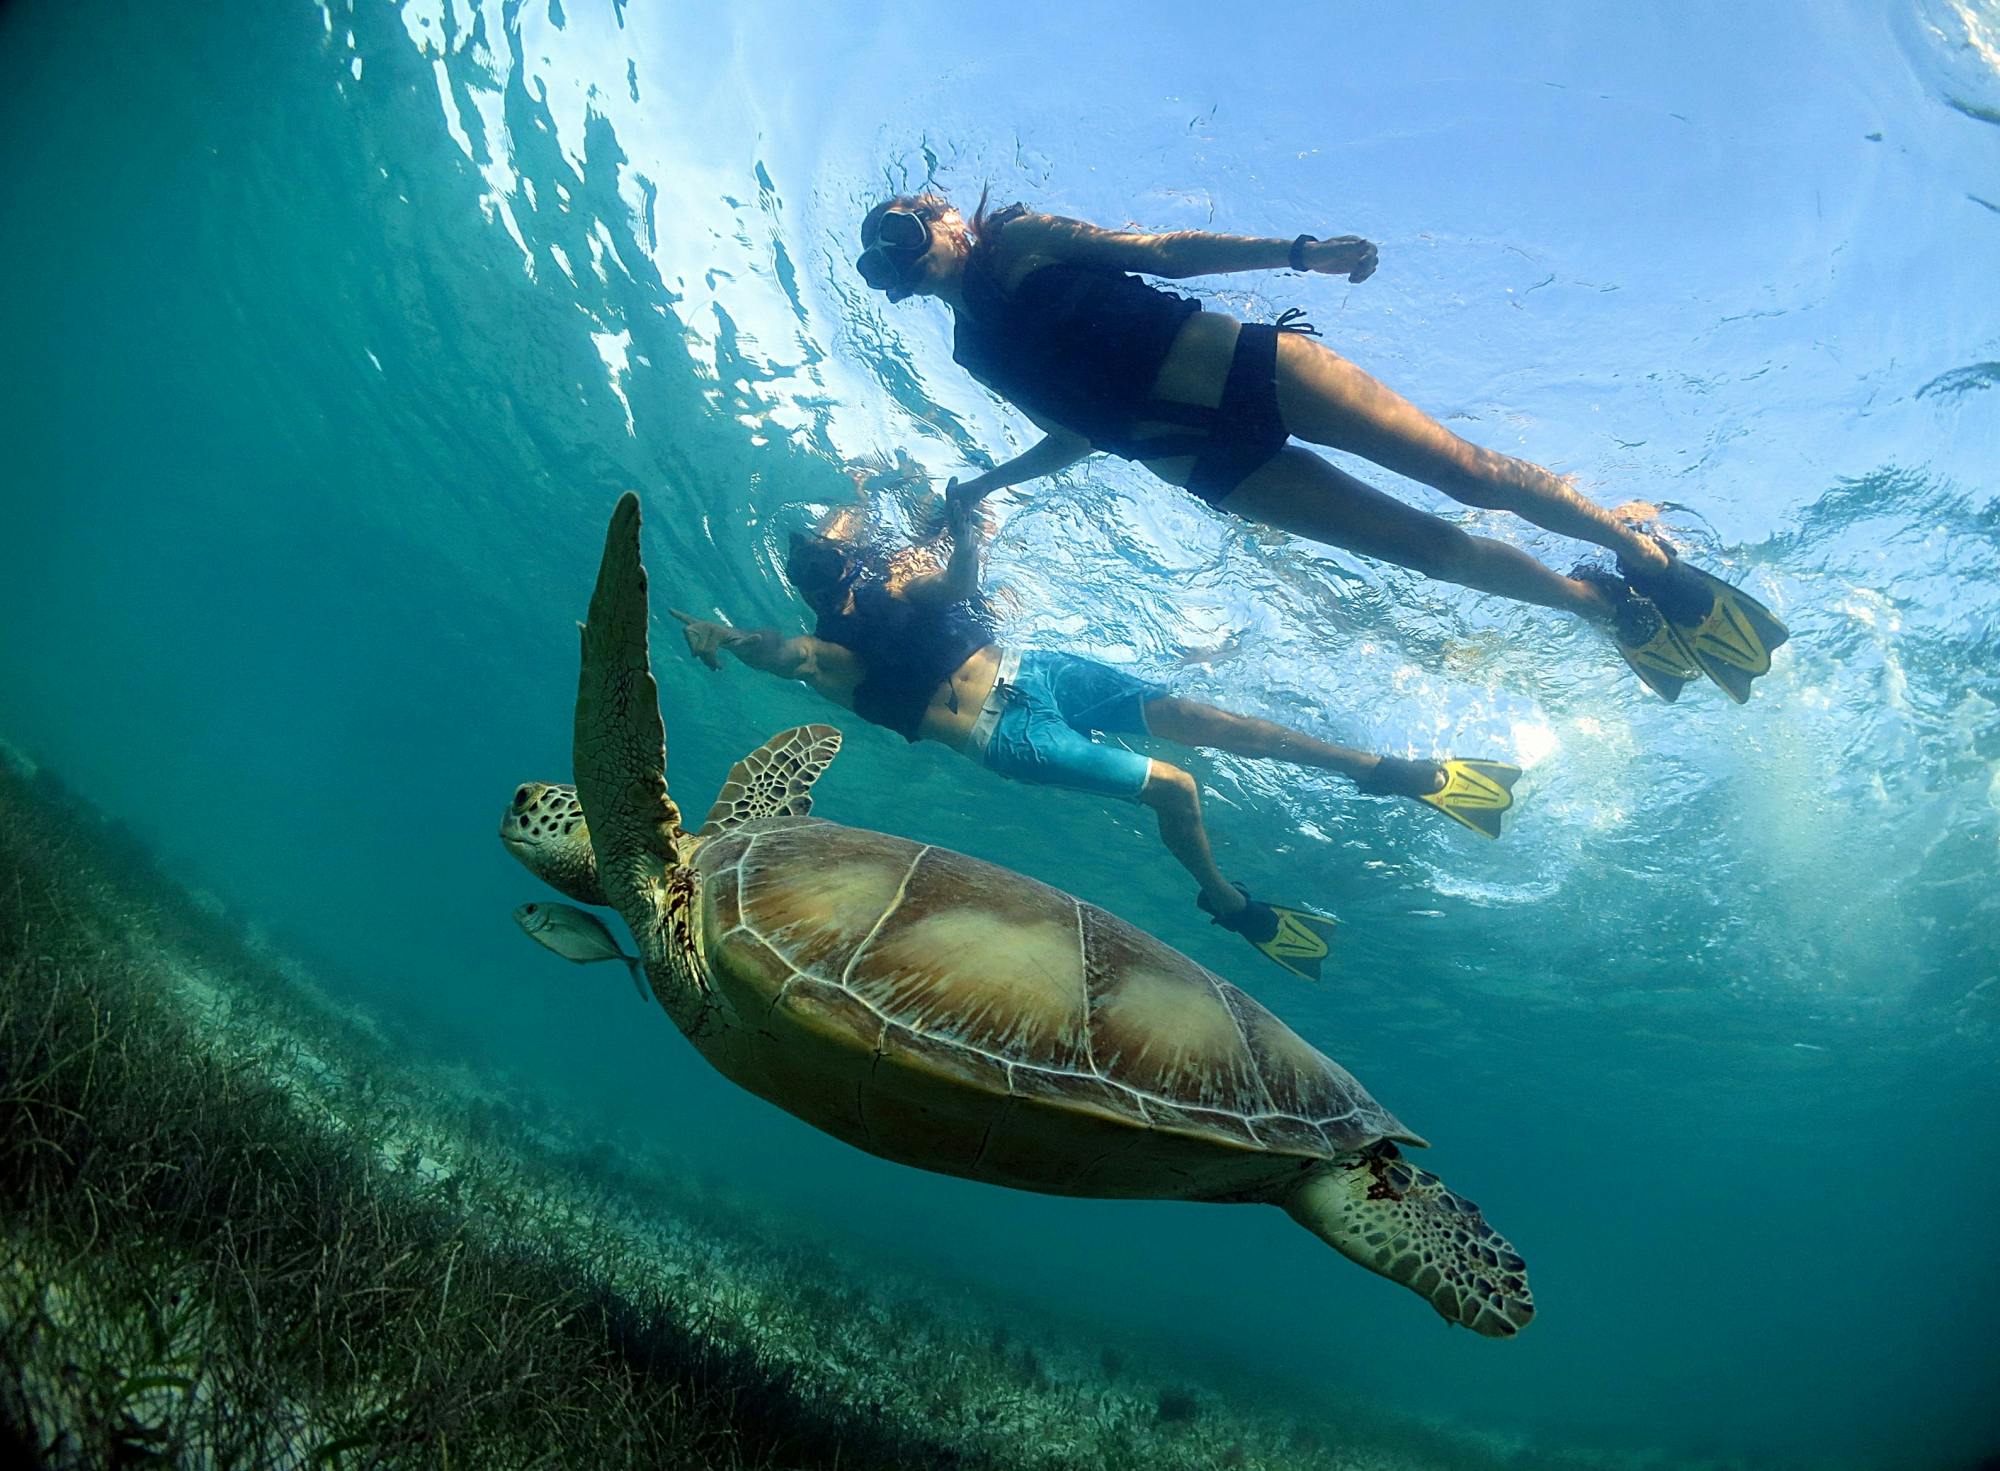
[970, 649, 1166, 799]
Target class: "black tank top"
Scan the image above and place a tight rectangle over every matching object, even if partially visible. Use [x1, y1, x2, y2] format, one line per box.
[953, 258, 1200, 456]
[816, 577, 996, 742]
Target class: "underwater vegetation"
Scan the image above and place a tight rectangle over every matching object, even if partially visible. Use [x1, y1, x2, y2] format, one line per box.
[0, 752, 1820, 1469]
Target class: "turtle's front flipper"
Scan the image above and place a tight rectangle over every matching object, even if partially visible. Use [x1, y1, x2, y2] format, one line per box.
[697, 724, 844, 837]
[1283, 1145, 1534, 1338]
[574, 492, 684, 915]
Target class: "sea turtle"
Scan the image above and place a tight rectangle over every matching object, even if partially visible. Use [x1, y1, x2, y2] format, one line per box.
[500, 493, 1533, 1337]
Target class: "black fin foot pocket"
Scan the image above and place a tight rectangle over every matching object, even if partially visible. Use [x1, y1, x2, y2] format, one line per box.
[1574, 563, 1701, 702]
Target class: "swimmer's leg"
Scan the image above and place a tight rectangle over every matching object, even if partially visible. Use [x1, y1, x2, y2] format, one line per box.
[1270, 335, 1669, 576]
[1142, 696, 1441, 795]
[979, 693, 1247, 918]
[1219, 447, 1616, 620]
[1135, 759, 1247, 919]
[1137, 754, 1341, 977]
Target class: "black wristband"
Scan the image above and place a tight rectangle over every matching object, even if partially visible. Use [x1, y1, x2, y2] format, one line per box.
[1288, 233, 1317, 271]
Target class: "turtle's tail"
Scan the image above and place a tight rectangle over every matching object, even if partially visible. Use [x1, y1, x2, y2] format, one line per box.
[1282, 1145, 1534, 1338]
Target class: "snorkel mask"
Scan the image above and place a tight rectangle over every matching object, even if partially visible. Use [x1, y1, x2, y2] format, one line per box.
[785, 531, 861, 608]
[856, 206, 933, 301]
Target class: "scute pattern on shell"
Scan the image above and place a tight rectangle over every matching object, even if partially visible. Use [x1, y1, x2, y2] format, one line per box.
[700, 819, 1420, 1158]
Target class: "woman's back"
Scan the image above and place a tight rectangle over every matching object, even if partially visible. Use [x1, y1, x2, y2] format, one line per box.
[951, 236, 1199, 453]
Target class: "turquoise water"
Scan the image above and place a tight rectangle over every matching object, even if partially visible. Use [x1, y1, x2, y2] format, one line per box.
[3, 0, 1997, 1465]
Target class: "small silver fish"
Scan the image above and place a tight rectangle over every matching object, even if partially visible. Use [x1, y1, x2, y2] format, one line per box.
[512, 901, 652, 1004]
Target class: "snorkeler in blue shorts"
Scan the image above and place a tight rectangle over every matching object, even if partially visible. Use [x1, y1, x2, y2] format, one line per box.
[671, 471, 1519, 981]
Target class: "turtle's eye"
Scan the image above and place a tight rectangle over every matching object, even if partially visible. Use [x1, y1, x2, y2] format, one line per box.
[524, 904, 537, 914]
[513, 786, 532, 810]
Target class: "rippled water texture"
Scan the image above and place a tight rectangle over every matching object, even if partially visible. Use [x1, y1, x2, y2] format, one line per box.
[2, 1, 1997, 1465]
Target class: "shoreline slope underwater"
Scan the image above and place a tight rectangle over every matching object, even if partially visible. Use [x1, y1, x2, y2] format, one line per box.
[1, 746, 1814, 1471]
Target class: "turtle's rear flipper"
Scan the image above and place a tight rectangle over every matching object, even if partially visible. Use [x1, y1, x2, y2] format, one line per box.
[1283, 1145, 1534, 1338]
[623, 955, 655, 1005]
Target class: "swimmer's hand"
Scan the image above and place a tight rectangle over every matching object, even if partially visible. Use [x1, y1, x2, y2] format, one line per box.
[917, 476, 983, 541]
[946, 474, 993, 510]
[1301, 235, 1378, 283]
[669, 609, 748, 671]
[945, 481, 986, 543]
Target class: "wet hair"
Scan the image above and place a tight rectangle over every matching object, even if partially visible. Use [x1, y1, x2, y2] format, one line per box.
[784, 532, 852, 600]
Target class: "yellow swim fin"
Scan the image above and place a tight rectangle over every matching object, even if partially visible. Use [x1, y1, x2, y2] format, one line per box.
[1627, 556, 1790, 704]
[1417, 758, 1522, 840]
[1575, 565, 1703, 701]
[1200, 885, 1339, 982]
[1252, 903, 1340, 982]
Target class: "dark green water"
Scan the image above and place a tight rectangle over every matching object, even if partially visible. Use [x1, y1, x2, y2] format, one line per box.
[3, 1, 1997, 1465]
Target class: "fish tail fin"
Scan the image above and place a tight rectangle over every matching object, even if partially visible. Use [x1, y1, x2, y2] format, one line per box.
[623, 954, 655, 1005]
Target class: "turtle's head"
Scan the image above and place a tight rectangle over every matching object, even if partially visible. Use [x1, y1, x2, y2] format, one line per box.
[499, 780, 608, 906]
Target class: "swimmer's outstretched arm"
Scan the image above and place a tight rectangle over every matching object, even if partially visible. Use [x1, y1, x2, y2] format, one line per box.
[949, 423, 1092, 504]
[668, 609, 860, 699]
[1004, 212, 1378, 283]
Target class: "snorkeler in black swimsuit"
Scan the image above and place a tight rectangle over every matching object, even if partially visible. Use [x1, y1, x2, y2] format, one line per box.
[854, 192, 1788, 704]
